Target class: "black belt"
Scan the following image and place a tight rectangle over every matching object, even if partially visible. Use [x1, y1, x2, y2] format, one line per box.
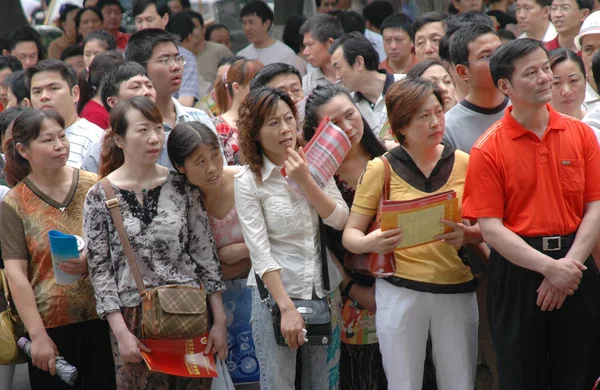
[520, 232, 576, 252]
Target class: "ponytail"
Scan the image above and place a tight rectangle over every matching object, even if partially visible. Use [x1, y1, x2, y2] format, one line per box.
[213, 72, 231, 113]
[213, 59, 264, 114]
[77, 51, 125, 115]
[3, 136, 31, 187]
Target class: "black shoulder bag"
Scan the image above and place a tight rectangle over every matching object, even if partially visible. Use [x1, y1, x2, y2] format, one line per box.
[254, 218, 332, 346]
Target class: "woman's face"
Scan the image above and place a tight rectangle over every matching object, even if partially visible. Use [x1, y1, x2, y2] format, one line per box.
[18, 118, 69, 170]
[83, 40, 107, 67]
[420, 65, 457, 112]
[551, 59, 586, 116]
[79, 10, 103, 39]
[258, 100, 297, 165]
[117, 108, 165, 166]
[402, 93, 445, 148]
[315, 93, 364, 148]
[179, 143, 224, 190]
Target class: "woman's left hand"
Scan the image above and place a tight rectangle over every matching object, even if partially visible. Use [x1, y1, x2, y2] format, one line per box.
[205, 322, 228, 360]
[434, 219, 471, 249]
[59, 251, 88, 275]
[284, 147, 312, 189]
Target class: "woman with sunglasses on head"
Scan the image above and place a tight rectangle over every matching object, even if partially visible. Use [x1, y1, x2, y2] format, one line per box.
[0, 108, 116, 389]
[83, 97, 226, 388]
[235, 87, 349, 389]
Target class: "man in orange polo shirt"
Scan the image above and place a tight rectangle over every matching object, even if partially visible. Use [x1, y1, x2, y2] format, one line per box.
[463, 38, 600, 389]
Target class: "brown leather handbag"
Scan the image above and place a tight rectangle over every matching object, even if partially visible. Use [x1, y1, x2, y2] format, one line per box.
[344, 155, 396, 277]
[100, 178, 208, 339]
[0, 268, 26, 364]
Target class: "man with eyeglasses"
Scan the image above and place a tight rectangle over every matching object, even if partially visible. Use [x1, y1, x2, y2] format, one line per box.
[546, 0, 592, 53]
[516, 0, 558, 42]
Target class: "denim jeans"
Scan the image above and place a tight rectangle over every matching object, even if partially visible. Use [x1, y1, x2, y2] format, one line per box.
[251, 287, 342, 390]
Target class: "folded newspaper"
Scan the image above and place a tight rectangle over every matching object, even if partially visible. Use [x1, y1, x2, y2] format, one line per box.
[281, 116, 352, 192]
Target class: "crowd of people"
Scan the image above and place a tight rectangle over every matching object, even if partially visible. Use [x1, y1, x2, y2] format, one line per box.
[1, 0, 600, 389]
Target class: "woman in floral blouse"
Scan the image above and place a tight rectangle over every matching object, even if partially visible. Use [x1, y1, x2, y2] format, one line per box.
[83, 96, 227, 389]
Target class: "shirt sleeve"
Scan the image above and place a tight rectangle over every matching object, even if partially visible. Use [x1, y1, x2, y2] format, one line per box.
[186, 184, 225, 294]
[179, 51, 200, 101]
[83, 184, 123, 318]
[0, 201, 28, 260]
[234, 171, 282, 278]
[322, 178, 349, 230]
[582, 123, 600, 203]
[351, 157, 385, 216]
[462, 147, 505, 220]
[81, 138, 102, 174]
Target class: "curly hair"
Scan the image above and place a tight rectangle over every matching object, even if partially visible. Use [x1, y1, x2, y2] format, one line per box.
[237, 87, 298, 184]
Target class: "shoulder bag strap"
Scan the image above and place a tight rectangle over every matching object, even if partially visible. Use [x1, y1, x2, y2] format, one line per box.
[373, 155, 392, 223]
[319, 217, 330, 293]
[0, 269, 13, 311]
[99, 178, 147, 296]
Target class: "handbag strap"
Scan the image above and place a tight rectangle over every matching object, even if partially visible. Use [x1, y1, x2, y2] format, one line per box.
[0, 268, 12, 310]
[374, 155, 392, 223]
[255, 219, 331, 300]
[100, 178, 147, 296]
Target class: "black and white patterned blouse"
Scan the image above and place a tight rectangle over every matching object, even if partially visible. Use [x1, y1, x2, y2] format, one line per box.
[84, 172, 225, 319]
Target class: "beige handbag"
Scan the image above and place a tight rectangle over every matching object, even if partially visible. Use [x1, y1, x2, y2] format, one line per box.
[100, 178, 208, 339]
[0, 268, 26, 364]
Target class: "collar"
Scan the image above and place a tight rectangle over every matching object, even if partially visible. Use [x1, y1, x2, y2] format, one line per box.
[388, 142, 456, 162]
[260, 154, 281, 181]
[518, 22, 557, 42]
[585, 82, 600, 103]
[460, 96, 509, 115]
[353, 70, 396, 105]
[504, 104, 566, 140]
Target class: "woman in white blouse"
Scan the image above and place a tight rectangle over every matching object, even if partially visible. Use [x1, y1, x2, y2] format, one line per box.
[235, 87, 349, 390]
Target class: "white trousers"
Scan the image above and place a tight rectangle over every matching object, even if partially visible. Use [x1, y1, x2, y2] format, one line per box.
[375, 279, 478, 390]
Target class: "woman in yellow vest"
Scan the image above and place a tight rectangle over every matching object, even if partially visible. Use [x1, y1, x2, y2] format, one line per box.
[343, 78, 485, 390]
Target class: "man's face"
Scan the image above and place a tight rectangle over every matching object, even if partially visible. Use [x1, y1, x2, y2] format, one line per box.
[102, 4, 122, 32]
[30, 71, 79, 120]
[109, 75, 156, 108]
[0, 68, 13, 107]
[145, 42, 183, 97]
[331, 47, 359, 91]
[463, 33, 502, 89]
[452, 0, 483, 13]
[580, 34, 600, 75]
[516, 0, 550, 35]
[168, 0, 183, 13]
[500, 47, 553, 106]
[242, 14, 270, 44]
[551, 0, 589, 34]
[303, 33, 331, 68]
[65, 55, 86, 76]
[414, 21, 444, 61]
[209, 27, 232, 49]
[10, 42, 38, 70]
[267, 73, 304, 103]
[135, 4, 169, 31]
[383, 28, 413, 64]
[318, 0, 338, 13]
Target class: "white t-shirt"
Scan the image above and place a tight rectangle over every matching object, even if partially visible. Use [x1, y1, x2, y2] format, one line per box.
[65, 118, 104, 169]
[237, 40, 297, 67]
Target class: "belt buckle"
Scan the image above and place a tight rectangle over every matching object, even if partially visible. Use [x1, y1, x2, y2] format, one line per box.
[542, 236, 562, 251]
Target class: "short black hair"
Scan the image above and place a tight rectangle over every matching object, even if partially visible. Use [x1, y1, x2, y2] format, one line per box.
[335, 10, 366, 34]
[205, 23, 229, 41]
[96, 0, 124, 13]
[182, 9, 204, 27]
[26, 59, 78, 90]
[283, 15, 307, 54]
[249, 63, 302, 90]
[497, 28, 516, 41]
[330, 32, 380, 70]
[449, 23, 496, 66]
[82, 30, 117, 51]
[532, 0, 552, 6]
[217, 55, 246, 68]
[490, 38, 546, 86]
[413, 11, 445, 37]
[132, 0, 169, 18]
[380, 13, 415, 41]
[240, 1, 274, 24]
[166, 10, 195, 41]
[362, 0, 394, 30]
[575, 0, 594, 11]
[550, 48, 585, 77]
[59, 4, 81, 23]
[4, 26, 46, 60]
[592, 50, 600, 89]
[0, 56, 23, 73]
[60, 45, 84, 62]
[5, 71, 29, 105]
[299, 14, 344, 44]
[126, 28, 180, 67]
[100, 61, 150, 111]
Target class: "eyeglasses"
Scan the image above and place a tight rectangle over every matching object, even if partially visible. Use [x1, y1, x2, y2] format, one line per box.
[550, 4, 574, 13]
[142, 55, 186, 67]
